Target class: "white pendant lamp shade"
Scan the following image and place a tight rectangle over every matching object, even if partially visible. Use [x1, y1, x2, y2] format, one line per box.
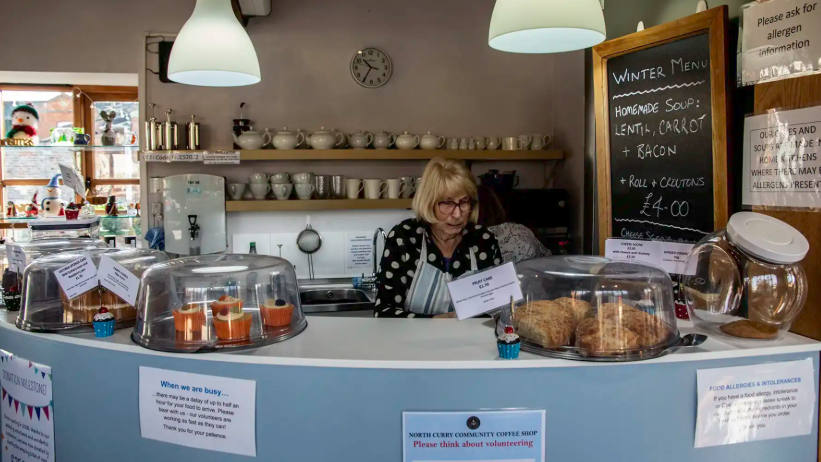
[489, 0, 607, 53]
[168, 0, 261, 87]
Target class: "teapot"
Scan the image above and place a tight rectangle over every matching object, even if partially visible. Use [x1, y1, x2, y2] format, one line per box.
[349, 130, 374, 149]
[333, 129, 349, 148]
[272, 127, 306, 150]
[373, 131, 396, 150]
[395, 131, 420, 150]
[233, 128, 271, 150]
[307, 127, 345, 150]
[420, 131, 446, 150]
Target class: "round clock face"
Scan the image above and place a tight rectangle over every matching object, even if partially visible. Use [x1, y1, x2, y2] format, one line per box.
[351, 48, 392, 88]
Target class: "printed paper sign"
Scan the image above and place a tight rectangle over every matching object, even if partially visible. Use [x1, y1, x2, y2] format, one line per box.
[403, 410, 545, 462]
[743, 105, 821, 208]
[7, 244, 26, 273]
[142, 152, 203, 162]
[1, 350, 55, 462]
[345, 232, 373, 272]
[53, 254, 98, 300]
[139, 367, 256, 457]
[695, 358, 816, 448]
[203, 150, 240, 165]
[447, 262, 524, 320]
[58, 163, 86, 200]
[605, 239, 695, 275]
[98, 255, 140, 306]
[741, 0, 821, 86]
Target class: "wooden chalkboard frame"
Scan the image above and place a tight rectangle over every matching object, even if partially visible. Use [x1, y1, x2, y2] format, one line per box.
[593, 6, 731, 253]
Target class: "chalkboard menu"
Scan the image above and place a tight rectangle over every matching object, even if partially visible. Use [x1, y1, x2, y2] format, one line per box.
[594, 7, 730, 252]
[607, 34, 714, 243]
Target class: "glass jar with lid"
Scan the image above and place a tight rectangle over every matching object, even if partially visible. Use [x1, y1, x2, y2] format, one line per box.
[16, 248, 168, 332]
[683, 212, 809, 340]
[504, 255, 681, 361]
[132, 254, 307, 353]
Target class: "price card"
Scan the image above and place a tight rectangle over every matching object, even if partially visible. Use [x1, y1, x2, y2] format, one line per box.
[605, 239, 695, 276]
[58, 163, 86, 200]
[7, 244, 26, 273]
[203, 150, 240, 165]
[98, 255, 140, 306]
[447, 262, 523, 320]
[53, 254, 98, 300]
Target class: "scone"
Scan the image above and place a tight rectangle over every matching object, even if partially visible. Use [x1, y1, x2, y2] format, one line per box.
[514, 301, 575, 347]
[576, 317, 640, 354]
[553, 297, 594, 325]
[720, 320, 778, 339]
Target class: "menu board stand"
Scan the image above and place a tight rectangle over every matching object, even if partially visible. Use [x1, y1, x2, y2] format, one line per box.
[593, 6, 731, 251]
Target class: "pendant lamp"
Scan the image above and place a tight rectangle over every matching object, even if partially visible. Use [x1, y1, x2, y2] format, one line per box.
[168, 0, 261, 87]
[488, 0, 606, 53]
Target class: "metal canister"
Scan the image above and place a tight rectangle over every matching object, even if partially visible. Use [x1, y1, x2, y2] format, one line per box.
[145, 103, 162, 150]
[162, 109, 179, 150]
[186, 115, 200, 150]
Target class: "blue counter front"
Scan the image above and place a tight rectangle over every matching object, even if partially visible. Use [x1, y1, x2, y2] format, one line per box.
[0, 311, 819, 461]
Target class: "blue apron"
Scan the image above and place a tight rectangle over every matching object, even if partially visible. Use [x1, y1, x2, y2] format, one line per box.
[404, 235, 478, 316]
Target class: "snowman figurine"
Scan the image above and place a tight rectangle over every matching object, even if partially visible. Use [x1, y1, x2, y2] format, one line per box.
[40, 174, 65, 217]
[5, 105, 39, 145]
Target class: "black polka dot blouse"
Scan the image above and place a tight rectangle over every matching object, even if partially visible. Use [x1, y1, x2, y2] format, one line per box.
[374, 218, 502, 318]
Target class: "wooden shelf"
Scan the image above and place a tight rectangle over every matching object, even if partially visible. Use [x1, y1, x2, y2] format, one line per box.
[143, 149, 563, 162]
[226, 199, 412, 212]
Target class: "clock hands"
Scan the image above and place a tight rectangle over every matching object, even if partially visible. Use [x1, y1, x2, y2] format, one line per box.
[362, 68, 372, 83]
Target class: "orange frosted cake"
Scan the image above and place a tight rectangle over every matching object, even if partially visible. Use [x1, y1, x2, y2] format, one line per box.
[260, 298, 293, 327]
[173, 303, 207, 333]
[213, 305, 252, 340]
[211, 295, 243, 317]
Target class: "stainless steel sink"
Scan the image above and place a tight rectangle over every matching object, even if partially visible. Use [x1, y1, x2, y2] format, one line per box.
[298, 282, 375, 313]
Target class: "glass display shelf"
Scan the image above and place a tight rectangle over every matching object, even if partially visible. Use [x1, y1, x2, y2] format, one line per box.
[1, 146, 137, 152]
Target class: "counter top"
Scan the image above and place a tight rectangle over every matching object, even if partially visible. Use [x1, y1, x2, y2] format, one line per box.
[2, 311, 820, 369]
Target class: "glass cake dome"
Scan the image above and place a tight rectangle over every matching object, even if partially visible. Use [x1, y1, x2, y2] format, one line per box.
[3, 238, 110, 311]
[132, 254, 307, 353]
[501, 256, 680, 361]
[16, 248, 168, 332]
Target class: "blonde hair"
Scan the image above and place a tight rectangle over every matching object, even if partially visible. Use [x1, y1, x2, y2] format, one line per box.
[412, 158, 479, 224]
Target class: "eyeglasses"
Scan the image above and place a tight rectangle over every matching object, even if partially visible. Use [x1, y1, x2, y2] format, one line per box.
[437, 199, 473, 215]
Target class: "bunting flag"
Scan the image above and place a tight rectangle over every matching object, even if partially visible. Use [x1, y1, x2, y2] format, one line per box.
[1, 387, 51, 421]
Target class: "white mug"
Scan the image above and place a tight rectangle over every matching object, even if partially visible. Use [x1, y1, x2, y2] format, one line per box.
[293, 172, 315, 184]
[385, 179, 407, 199]
[474, 137, 486, 150]
[228, 183, 246, 200]
[346, 179, 364, 199]
[502, 137, 524, 150]
[272, 183, 293, 200]
[295, 184, 315, 200]
[486, 137, 501, 150]
[459, 138, 470, 150]
[530, 134, 552, 150]
[249, 172, 270, 184]
[270, 172, 291, 184]
[364, 179, 387, 199]
[447, 138, 460, 150]
[249, 183, 271, 200]
[400, 177, 415, 198]
[518, 135, 533, 150]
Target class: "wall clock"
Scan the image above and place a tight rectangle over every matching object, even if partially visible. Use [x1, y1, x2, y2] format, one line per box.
[351, 47, 392, 88]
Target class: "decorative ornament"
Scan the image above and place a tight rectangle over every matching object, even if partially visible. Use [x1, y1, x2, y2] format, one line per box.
[5, 202, 16, 218]
[40, 174, 65, 217]
[5, 105, 39, 145]
[100, 110, 117, 146]
[25, 192, 39, 218]
[65, 202, 80, 220]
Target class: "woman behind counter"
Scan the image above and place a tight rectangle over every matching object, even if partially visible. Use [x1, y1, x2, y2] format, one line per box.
[477, 185, 550, 264]
[375, 158, 502, 318]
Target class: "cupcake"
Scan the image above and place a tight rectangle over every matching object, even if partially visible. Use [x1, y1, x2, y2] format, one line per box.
[3, 285, 21, 312]
[173, 303, 206, 333]
[213, 306, 252, 340]
[65, 202, 80, 220]
[211, 295, 243, 317]
[260, 298, 293, 327]
[497, 326, 521, 360]
[93, 307, 116, 337]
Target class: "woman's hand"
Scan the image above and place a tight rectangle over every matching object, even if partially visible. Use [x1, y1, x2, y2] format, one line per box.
[434, 312, 456, 319]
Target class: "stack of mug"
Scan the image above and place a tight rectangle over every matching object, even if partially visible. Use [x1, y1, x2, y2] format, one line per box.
[346, 177, 419, 200]
[445, 134, 551, 151]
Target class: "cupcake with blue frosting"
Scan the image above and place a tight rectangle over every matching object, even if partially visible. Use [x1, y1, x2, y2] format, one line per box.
[93, 307, 115, 337]
[497, 325, 520, 359]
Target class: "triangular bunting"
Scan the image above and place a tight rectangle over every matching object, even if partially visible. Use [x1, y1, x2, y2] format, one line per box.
[7, 394, 11, 407]
[41, 372, 46, 379]
[28, 361, 32, 368]
[48, 374, 52, 381]
[2, 389, 5, 400]
[43, 406, 49, 420]
[21, 404, 26, 416]
[14, 400, 18, 413]
[27, 406, 33, 419]
[34, 407, 41, 420]
[33, 367, 37, 375]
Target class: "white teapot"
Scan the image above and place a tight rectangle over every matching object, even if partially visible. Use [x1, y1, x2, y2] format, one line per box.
[420, 131, 446, 150]
[349, 130, 374, 149]
[272, 127, 305, 150]
[307, 127, 345, 150]
[395, 131, 420, 150]
[233, 129, 271, 150]
[373, 131, 396, 150]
